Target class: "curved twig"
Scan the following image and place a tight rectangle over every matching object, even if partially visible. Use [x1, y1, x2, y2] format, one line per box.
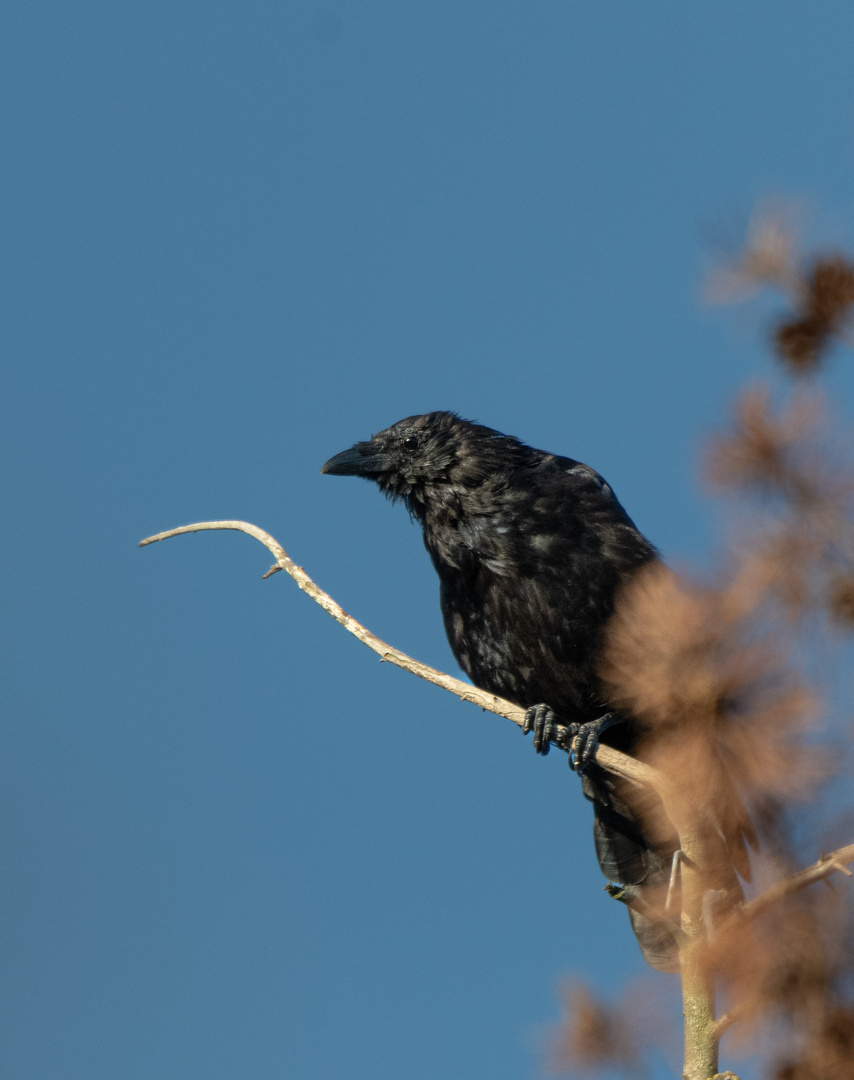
[139, 519, 660, 791]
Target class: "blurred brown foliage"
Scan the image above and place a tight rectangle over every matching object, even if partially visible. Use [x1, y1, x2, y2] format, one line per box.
[707, 203, 854, 374]
[707, 384, 854, 627]
[773, 1004, 854, 1080]
[774, 257, 854, 374]
[549, 210, 854, 1078]
[713, 894, 854, 1079]
[548, 981, 667, 1079]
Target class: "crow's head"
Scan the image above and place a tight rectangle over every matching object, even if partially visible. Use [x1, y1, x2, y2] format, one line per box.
[321, 411, 526, 511]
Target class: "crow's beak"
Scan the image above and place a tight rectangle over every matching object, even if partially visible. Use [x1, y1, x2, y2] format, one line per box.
[321, 442, 384, 477]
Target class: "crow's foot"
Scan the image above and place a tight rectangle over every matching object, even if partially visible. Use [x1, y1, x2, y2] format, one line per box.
[522, 704, 577, 756]
[567, 711, 620, 774]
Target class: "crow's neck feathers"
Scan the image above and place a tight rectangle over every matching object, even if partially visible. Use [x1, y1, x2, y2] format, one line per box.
[329, 410, 652, 576]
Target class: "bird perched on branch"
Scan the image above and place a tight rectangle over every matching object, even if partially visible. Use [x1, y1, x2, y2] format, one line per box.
[322, 411, 739, 971]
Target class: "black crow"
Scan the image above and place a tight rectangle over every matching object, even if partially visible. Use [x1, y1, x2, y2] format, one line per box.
[322, 411, 732, 971]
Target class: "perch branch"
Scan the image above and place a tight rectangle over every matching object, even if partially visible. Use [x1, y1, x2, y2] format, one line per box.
[139, 519, 659, 791]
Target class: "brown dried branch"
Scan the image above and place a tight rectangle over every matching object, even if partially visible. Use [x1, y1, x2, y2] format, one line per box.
[138, 520, 656, 791]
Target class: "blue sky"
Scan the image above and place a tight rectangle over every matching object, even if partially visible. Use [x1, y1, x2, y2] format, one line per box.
[2, 4, 854, 1078]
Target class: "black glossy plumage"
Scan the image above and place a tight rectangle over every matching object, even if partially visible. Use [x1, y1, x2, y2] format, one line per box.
[322, 411, 682, 970]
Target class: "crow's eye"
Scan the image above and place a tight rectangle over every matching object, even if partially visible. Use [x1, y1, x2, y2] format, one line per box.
[403, 435, 419, 452]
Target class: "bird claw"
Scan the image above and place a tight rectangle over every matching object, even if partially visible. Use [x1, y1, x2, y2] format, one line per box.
[523, 704, 563, 755]
[567, 711, 619, 774]
[523, 707, 619, 772]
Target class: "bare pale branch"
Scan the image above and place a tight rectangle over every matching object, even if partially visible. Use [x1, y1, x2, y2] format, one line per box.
[139, 520, 658, 791]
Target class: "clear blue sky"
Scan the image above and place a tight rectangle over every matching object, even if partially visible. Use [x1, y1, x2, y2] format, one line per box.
[2, 4, 854, 1078]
